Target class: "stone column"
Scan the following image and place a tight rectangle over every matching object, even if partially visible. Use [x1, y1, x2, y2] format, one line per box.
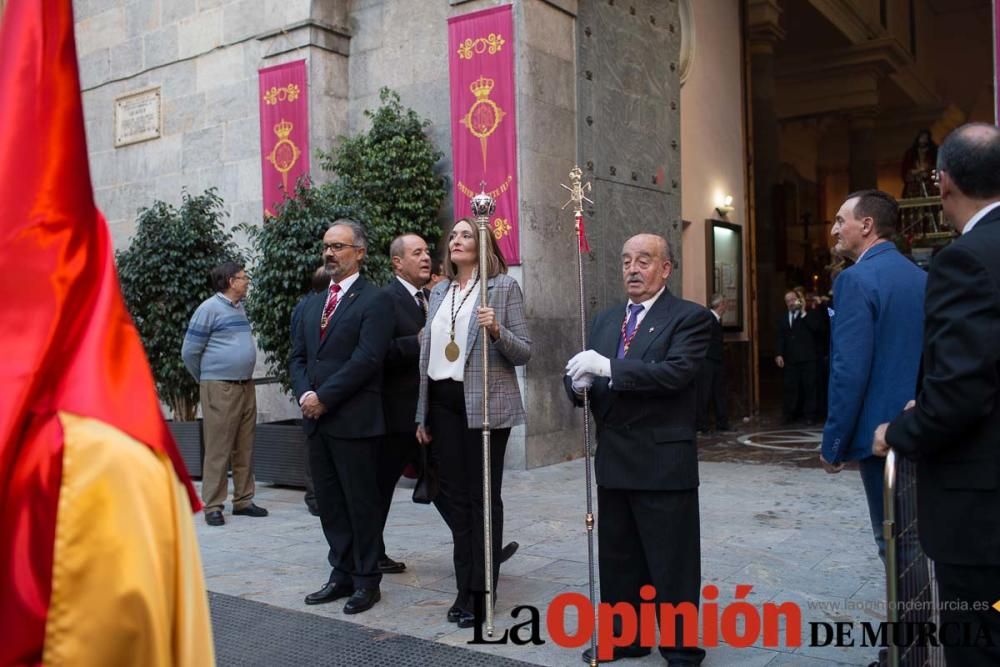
[848, 109, 878, 191]
[510, 0, 581, 468]
[748, 0, 785, 367]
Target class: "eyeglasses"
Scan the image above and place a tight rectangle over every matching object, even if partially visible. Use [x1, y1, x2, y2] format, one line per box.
[323, 243, 362, 253]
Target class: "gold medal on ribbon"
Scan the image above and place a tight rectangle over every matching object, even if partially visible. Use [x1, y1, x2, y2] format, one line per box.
[445, 276, 479, 363]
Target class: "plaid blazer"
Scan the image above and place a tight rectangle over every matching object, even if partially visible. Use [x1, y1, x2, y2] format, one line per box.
[415, 273, 531, 429]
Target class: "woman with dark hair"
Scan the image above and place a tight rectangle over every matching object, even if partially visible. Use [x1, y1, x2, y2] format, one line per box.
[414, 217, 531, 627]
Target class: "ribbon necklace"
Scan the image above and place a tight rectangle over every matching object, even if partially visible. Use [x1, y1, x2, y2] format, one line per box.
[445, 275, 479, 362]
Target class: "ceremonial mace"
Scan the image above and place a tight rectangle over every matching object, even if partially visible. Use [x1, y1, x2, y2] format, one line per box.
[470, 185, 497, 637]
[561, 166, 599, 667]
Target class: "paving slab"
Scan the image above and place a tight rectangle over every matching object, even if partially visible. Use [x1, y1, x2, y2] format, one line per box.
[198, 428, 886, 666]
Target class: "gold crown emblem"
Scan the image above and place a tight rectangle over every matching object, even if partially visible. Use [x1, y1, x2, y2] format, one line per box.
[274, 119, 294, 138]
[469, 76, 495, 99]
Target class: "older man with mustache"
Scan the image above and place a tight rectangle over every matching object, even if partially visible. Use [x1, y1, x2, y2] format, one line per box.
[565, 233, 713, 665]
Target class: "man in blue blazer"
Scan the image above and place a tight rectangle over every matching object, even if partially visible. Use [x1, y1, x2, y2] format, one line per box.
[820, 190, 925, 559]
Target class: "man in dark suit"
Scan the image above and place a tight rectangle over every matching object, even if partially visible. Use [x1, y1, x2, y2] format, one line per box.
[874, 123, 1000, 666]
[289, 219, 394, 615]
[377, 234, 433, 574]
[565, 233, 712, 665]
[291, 265, 332, 517]
[696, 293, 730, 433]
[775, 290, 822, 424]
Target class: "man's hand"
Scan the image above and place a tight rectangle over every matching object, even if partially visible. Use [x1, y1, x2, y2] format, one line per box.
[570, 373, 594, 394]
[872, 423, 890, 457]
[416, 424, 432, 445]
[775, 355, 785, 369]
[300, 393, 327, 419]
[566, 350, 611, 381]
[819, 454, 844, 474]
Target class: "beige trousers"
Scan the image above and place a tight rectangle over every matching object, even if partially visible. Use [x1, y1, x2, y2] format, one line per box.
[200, 380, 256, 513]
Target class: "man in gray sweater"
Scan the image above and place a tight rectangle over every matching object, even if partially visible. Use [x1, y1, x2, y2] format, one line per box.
[182, 261, 267, 526]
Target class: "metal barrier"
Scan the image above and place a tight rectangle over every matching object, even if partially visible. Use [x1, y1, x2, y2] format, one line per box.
[883, 450, 945, 667]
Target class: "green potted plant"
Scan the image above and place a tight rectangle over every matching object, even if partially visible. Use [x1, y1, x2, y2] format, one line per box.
[320, 87, 447, 285]
[116, 187, 242, 476]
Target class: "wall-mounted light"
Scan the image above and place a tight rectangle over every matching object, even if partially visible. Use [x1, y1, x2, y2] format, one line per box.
[715, 194, 734, 218]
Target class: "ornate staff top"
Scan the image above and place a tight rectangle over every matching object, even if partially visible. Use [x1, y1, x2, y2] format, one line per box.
[561, 165, 593, 216]
[471, 181, 497, 219]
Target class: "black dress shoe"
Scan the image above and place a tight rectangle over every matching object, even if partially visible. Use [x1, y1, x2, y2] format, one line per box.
[447, 593, 469, 622]
[233, 503, 268, 517]
[204, 510, 224, 526]
[377, 556, 406, 573]
[456, 608, 477, 628]
[343, 588, 381, 614]
[304, 581, 354, 605]
[581, 645, 651, 664]
[305, 502, 320, 516]
[499, 541, 519, 564]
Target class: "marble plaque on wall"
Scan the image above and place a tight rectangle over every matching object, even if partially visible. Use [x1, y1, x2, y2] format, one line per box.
[114, 87, 161, 148]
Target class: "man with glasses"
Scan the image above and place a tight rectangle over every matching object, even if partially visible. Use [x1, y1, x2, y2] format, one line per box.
[182, 260, 267, 526]
[290, 220, 395, 615]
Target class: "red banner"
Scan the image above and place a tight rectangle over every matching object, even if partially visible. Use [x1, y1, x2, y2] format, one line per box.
[259, 60, 309, 218]
[448, 5, 520, 265]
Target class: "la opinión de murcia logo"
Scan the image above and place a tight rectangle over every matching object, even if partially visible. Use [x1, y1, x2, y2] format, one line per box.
[466, 584, 1000, 658]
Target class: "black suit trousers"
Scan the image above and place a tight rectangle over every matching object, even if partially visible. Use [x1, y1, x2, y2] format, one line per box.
[376, 432, 418, 557]
[428, 379, 508, 601]
[935, 562, 1000, 666]
[597, 486, 706, 664]
[696, 360, 729, 431]
[782, 361, 818, 422]
[308, 433, 382, 589]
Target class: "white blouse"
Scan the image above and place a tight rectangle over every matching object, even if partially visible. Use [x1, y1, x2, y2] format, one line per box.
[427, 276, 479, 382]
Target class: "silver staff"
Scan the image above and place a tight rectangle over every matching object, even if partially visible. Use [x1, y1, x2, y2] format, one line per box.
[470, 184, 497, 637]
[561, 166, 599, 667]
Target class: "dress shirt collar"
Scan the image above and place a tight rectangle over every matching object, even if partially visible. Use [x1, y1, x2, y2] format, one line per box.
[856, 239, 890, 263]
[330, 271, 360, 294]
[215, 292, 242, 308]
[395, 275, 425, 298]
[962, 201, 1000, 235]
[626, 286, 666, 313]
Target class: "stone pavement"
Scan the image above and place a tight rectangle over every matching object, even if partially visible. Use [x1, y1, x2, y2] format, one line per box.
[196, 428, 888, 666]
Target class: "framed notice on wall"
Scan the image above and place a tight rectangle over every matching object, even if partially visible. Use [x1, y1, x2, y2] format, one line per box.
[705, 219, 744, 332]
[114, 87, 161, 148]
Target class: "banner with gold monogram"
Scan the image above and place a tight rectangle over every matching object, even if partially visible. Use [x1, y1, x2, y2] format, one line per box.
[258, 60, 309, 218]
[448, 5, 520, 264]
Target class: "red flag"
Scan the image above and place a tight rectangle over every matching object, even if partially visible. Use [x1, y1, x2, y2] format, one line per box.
[0, 1, 200, 663]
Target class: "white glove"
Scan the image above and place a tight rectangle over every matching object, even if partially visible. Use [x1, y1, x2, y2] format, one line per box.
[570, 373, 594, 394]
[566, 350, 611, 382]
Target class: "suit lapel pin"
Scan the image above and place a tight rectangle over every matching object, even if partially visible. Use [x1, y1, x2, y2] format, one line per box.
[648, 327, 655, 333]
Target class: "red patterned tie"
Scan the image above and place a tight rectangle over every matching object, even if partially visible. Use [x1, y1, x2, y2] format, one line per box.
[320, 283, 341, 337]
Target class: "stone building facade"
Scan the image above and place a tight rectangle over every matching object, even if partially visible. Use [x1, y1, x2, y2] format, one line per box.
[72, 0, 683, 468]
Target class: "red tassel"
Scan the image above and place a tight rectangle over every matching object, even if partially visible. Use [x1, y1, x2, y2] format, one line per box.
[576, 212, 591, 253]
